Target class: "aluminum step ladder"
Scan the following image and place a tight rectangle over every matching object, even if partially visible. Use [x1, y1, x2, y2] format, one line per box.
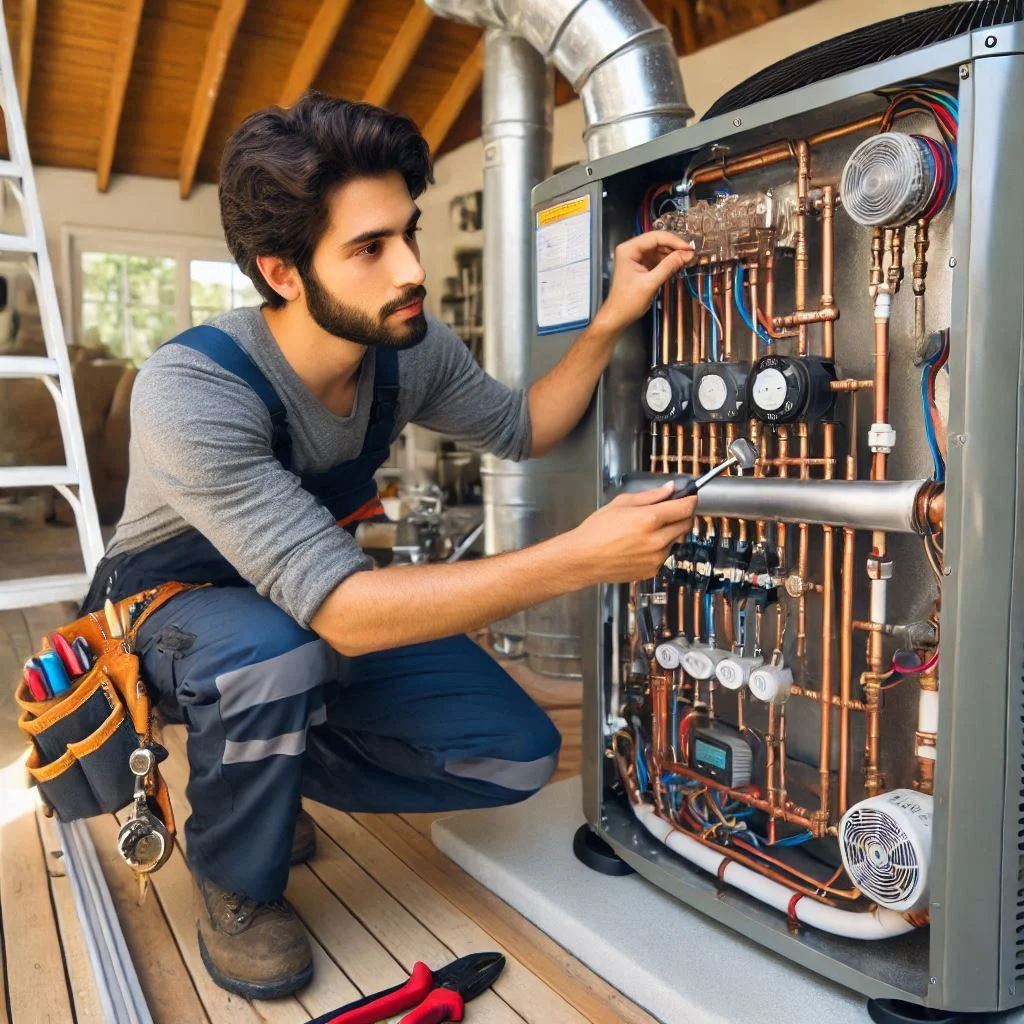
[0, 8, 104, 610]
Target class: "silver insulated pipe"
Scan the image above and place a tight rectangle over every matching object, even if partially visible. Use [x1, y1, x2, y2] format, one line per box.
[426, 0, 693, 668]
[425, 0, 693, 159]
[479, 30, 553, 655]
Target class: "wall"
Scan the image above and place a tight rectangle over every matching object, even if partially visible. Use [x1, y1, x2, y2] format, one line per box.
[418, 0, 958, 314]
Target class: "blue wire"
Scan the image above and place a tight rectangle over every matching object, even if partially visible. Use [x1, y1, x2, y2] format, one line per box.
[705, 273, 718, 361]
[703, 594, 713, 640]
[921, 352, 945, 482]
[733, 263, 772, 345]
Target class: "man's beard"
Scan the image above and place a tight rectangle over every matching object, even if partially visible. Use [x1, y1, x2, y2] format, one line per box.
[303, 268, 428, 350]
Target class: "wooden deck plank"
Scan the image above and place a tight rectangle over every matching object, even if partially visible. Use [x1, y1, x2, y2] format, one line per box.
[0, 763, 75, 1024]
[35, 808, 106, 1024]
[85, 813, 211, 1024]
[354, 814, 659, 1024]
[310, 806, 581, 1024]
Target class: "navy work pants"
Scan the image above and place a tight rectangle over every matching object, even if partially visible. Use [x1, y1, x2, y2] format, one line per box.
[137, 587, 561, 901]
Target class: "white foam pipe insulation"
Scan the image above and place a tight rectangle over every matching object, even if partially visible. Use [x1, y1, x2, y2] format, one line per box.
[630, 802, 917, 940]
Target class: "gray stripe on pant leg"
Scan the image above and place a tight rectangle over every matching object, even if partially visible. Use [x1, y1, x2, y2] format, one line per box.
[442, 752, 559, 792]
[216, 640, 338, 717]
[222, 706, 327, 765]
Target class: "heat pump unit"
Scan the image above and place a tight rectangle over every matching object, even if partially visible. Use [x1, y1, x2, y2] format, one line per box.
[528, 2, 1024, 1015]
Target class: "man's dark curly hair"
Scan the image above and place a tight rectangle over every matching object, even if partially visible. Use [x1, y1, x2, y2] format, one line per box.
[219, 91, 433, 308]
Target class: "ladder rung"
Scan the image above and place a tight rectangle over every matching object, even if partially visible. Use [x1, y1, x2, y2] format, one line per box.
[0, 466, 78, 488]
[0, 231, 38, 253]
[0, 160, 23, 179]
[0, 573, 91, 611]
[0, 355, 58, 377]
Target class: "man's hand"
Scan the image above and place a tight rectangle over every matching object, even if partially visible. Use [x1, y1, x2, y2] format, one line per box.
[595, 231, 697, 336]
[564, 482, 698, 585]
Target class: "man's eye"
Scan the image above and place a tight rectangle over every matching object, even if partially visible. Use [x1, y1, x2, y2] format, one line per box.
[360, 240, 381, 257]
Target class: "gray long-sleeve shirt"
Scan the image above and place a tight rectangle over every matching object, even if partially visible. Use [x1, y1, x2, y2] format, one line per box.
[107, 307, 532, 627]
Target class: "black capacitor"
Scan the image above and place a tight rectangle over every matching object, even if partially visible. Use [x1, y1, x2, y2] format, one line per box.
[692, 361, 751, 424]
[747, 354, 838, 425]
[642, 363, 695, 424]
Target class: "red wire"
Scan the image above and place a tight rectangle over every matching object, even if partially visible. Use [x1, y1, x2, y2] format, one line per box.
[891, 649, 939, 676]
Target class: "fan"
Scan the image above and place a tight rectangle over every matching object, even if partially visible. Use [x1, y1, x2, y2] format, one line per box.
[839, 789, 933, 912]
[840, 133, 936, 227]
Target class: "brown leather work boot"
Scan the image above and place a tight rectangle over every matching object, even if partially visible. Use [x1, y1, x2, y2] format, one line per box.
[195, 876, 312, 999]
[291, 807, 316, 865]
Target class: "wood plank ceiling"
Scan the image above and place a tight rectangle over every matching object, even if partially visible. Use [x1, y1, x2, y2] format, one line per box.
[3, 0, 819, 198]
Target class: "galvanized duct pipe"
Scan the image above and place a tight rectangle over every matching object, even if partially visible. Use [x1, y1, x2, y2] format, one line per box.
[426, 0, 692, 667]
[425, 0, 693, 159]
[478, 30, 553, 655]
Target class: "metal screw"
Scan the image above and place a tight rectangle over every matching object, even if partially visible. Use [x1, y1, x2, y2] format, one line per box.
[732, 117, 743, 128]
[948, 256, 957, 268]
[586, 166, 594, 177]
[959, 64, 970, 80]
[985, 34, 997, 48]
[930, 977, 938, 986]
[942, 566, 952, 577]
[955, 433, 967, 446]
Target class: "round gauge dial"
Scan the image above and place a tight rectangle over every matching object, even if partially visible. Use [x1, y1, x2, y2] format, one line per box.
[751, 367, 788, 412]
[645, 377, 673, 414]
[642, 364, 694, 424]
[697, 374, 728, 412]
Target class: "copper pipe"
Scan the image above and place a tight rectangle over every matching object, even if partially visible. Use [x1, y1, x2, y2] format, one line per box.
[796, 424, 810, 659]
[869, 228, 885, 297]
[913, 219, 929, 338]
[831, 379, 875, 392]
[756, 456, 835, 468]
[748, 263, 761, 363]
[795, 140, 810, 356]
[677, 584, 686, 636]
[649, 423, 658, 472]
[839, 512, 856, 811]
[914, 662, 938, 795]
[766, 703, 777, 809]
[778, 706, 788, 802]
[676, 276, 685, 475]
[772, 305, 839, 329]
[888, 226, 905, 295]
[791, 686, 868, 712]
[657, 759, 814, 829]
[821, 185, 836, 359]
[651, 672, 669, 761]
[776, 426, 789, 580]
[723, 264, 733, 361]
[660, 280, 670, 364]
[808, 112, 885, 146]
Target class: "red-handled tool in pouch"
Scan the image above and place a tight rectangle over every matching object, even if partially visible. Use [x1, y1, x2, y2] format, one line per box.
[307, 951, 505, 1024]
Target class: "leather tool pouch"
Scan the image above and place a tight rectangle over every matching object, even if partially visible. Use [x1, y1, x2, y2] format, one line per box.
[15, 582, 191, 835]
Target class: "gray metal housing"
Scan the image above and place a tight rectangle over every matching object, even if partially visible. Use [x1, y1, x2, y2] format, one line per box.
[529, 22, 1024, 1013]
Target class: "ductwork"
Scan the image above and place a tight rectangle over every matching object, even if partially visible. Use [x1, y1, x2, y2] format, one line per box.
[426, 0, 692, 670]
[425, 0, 693, 158]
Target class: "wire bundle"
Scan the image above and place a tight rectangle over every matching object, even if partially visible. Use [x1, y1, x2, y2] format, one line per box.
[879, 81, 958, 220]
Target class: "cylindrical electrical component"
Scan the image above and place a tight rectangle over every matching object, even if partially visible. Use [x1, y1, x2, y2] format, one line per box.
[840, 133, 938, 228]
[748, 662, 793, 705]
[715, 654, 763, 691]
[681, 643, 728, 680]
[839, 790, 933, 912]
[654, 636, 690, 670]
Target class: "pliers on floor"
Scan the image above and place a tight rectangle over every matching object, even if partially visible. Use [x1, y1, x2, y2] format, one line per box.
[308, 951, 506, 1024]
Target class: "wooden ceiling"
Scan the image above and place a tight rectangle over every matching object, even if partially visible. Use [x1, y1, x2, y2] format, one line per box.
[4, 0, 819, 198]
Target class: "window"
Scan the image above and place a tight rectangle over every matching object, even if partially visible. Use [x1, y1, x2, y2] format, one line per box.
[64, 228, 263, 366]
[190, 260, 262, 325]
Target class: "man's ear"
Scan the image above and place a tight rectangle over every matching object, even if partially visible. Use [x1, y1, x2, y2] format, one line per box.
[255, 255, 302, 303]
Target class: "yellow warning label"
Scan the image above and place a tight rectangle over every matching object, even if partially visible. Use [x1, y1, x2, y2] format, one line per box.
[536, 195, 590, 228]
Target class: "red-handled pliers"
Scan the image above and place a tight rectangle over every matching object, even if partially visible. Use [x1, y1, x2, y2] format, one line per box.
[307, 951, 506, 1024]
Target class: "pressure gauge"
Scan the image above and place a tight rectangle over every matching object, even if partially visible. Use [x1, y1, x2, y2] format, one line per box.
[747, 355, 838, 424]
[642, 363, 694, 424]
[692, 361, 750, 424]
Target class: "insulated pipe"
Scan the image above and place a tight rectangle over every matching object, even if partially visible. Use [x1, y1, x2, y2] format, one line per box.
[477, 30, 553, 653]
[630, 802, 917, 940]
[425, 0, 693, 160]
[689, 477, 932, 534]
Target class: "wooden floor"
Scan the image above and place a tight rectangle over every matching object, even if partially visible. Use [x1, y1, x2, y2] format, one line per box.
[0, 599, 653, 1024]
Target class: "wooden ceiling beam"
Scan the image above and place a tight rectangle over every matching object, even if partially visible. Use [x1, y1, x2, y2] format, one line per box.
[422, 37, 484, 154]
[279, 0, 356, 108]
[179, 0, 249, 199]
[96, 0, 146, 192]
[362, 2, 434, 108]
[17, 0, 37, 118]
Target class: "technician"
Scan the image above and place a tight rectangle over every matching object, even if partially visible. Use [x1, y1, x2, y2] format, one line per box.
[81, 92, 697, 999]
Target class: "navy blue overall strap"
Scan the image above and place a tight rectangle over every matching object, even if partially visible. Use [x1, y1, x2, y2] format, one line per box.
[165, 325, 293, 468]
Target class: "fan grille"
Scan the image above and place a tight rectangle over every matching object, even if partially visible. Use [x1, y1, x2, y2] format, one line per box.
[703, 1, 1024, 121]
[842, 807, 922, 906]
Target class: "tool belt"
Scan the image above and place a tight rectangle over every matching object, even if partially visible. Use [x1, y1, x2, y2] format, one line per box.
[15, 581, 192, 874]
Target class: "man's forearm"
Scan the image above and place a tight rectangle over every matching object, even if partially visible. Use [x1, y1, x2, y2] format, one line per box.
[527, 313, 618, 457]
[311, 537, 588, 656]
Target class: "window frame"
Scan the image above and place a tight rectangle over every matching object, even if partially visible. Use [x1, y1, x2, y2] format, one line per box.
[61, 225, 244, 359]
